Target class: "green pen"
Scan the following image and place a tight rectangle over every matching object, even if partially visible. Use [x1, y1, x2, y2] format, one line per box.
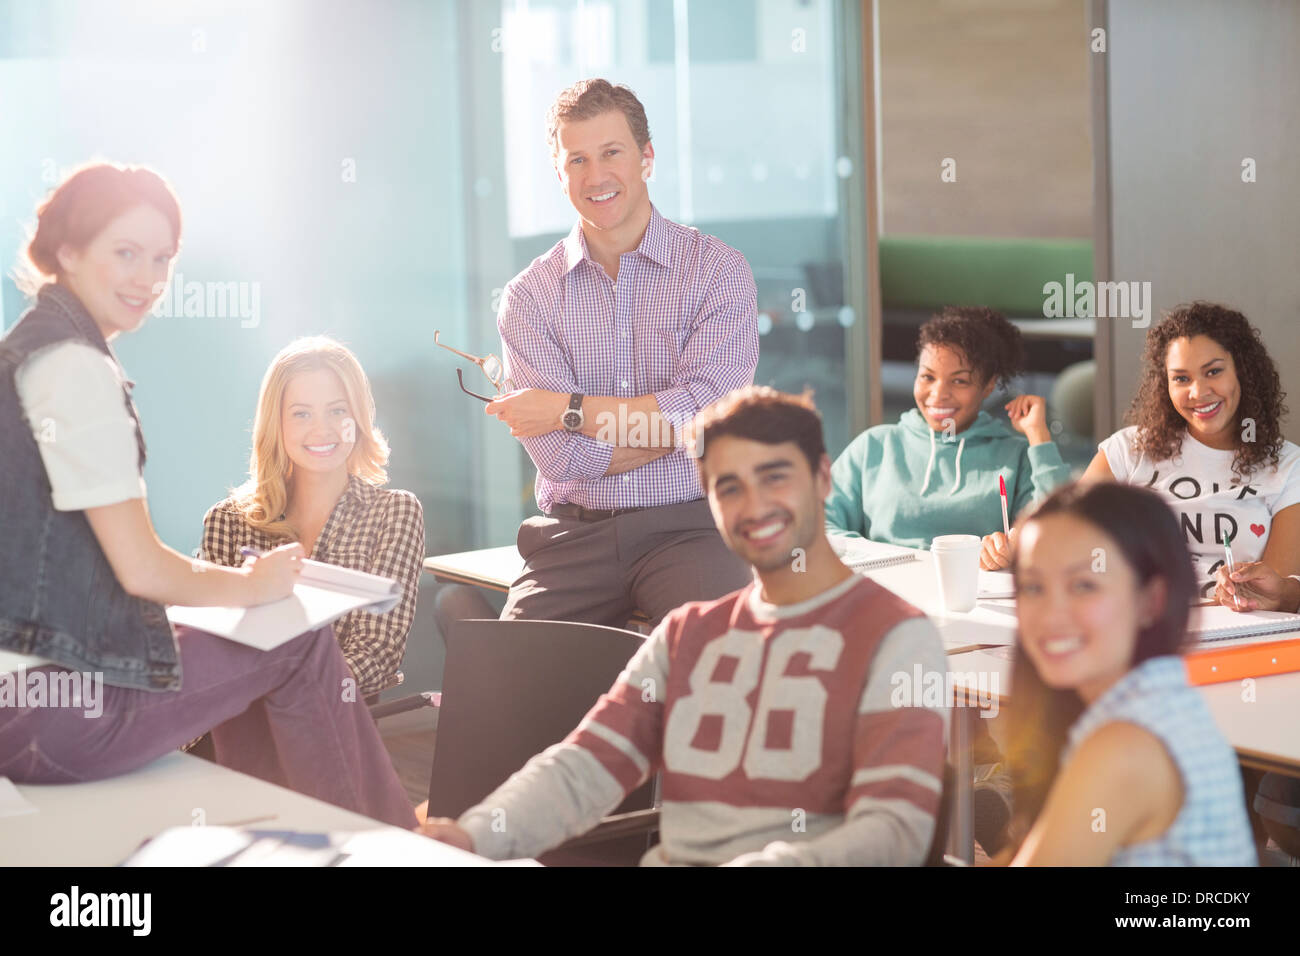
[1224, 532, 1241, 611]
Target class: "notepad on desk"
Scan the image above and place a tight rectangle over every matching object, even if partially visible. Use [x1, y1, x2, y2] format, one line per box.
[166, 559, 401, 651]
[1187, 605, 1300, 647]
[978, 570, 1015, 600]
[829, 536, 920, 572]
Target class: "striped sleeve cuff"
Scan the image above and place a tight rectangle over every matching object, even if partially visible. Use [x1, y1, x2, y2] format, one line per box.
[652, 386, 699, 430]
[568, 432, 615, 478]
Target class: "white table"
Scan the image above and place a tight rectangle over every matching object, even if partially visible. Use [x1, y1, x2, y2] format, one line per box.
[1, 751, 497, 867]
[423, 546, 523, 593]
[424, 542, 1017, 650]
[948, 646, 1300, 775]
[1199, 671, 1300, 775]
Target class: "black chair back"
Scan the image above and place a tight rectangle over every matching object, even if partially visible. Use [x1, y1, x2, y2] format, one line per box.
[426, 618, 655, 822]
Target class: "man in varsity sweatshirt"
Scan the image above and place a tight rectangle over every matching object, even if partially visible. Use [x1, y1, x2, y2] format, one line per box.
[420, 386, 949, 865]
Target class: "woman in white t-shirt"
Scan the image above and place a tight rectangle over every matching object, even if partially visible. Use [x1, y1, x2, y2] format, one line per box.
[1081, 303, 1300, 601]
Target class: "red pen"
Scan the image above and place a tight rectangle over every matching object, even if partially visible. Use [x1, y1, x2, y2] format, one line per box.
[998, 475, 1010, 537]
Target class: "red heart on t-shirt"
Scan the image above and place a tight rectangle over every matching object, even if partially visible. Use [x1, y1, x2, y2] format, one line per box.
[1250, 523, 1266, 537]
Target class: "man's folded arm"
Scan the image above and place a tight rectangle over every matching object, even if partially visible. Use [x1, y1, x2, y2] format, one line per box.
[497, 282, 615, 481]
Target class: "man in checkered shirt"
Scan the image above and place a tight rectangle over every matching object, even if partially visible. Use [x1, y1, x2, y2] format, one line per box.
[485, 78, 759, 627]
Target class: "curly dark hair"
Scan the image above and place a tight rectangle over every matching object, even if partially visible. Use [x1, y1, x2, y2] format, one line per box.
[915, 306, 1025, 391]
[1128, 302, 1286, 480]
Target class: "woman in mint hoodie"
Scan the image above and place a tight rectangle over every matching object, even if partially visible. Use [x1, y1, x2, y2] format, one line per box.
[826, 306, 1072, 569]
[826, 305, 1072, 856]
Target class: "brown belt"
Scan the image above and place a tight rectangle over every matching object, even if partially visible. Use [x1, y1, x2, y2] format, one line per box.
[547, 503, 650, 522]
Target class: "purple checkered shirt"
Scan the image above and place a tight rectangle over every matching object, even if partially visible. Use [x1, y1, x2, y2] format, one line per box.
[498, 204, 758, 513]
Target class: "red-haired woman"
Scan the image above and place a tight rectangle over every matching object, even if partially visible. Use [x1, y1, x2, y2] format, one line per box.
[0, 163, 415, 829]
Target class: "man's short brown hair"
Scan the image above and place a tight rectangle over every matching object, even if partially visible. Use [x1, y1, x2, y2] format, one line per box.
[693, 387, 826, 481]
[546, 78, 651, 158]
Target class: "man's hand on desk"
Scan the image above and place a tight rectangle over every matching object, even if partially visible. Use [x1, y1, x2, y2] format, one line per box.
[485, 388, 569, 438]
[416, 817, 476, 852]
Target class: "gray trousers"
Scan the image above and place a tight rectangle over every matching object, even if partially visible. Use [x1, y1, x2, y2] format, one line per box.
[501, 498, 752, 629]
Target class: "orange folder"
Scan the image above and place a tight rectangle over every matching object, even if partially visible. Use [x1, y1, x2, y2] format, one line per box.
[1184, 637, 1300, 686]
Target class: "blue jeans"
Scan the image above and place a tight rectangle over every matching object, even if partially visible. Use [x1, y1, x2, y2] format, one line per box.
[0, 625, 416, 830]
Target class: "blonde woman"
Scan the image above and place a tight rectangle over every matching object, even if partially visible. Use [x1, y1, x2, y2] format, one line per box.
[200, 338, 425, 698]
[0, 163, 415, 829]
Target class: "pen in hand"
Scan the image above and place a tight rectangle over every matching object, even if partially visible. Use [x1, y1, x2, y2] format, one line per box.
[998, 474, 1010, 537]
[1223, 533, 1241, 611]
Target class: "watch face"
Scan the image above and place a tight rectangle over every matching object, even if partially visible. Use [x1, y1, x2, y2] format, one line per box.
[562, 410, 582, 429]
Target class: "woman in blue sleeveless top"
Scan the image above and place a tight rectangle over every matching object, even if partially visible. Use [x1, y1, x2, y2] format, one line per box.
[1000, 482, 1257, 865]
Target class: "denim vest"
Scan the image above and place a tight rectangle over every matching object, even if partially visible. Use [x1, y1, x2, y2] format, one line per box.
[0, 283, 180, 691]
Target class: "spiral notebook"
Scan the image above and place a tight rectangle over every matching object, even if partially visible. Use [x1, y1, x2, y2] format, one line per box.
[1187, 606, 1300, 647]
[166, 559, 401, 651]
[830, 536, 921, 572]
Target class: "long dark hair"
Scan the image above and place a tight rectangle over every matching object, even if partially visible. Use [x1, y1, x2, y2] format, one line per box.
[1004, 482, 1196, 849]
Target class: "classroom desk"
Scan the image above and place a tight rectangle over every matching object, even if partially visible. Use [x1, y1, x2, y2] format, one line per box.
[947, 646, 1300, 777]
[424, 546, 654, 627]
[423, 546, 522, 593]
[423, 545, 1009, 649]
[1200, 671, 1300, 776]
[0, 751, 497, 867]
[422, 542, 1012, 647]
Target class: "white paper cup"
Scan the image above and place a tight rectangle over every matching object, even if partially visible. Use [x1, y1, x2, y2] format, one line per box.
[931, 534, 982, 613]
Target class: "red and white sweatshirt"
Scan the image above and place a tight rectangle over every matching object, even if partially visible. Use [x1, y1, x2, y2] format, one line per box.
[460, 573, 949, 865]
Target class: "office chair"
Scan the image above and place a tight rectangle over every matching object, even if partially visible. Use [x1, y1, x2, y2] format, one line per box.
[426, 618, 659, 866]
[364, 585, 502, 718]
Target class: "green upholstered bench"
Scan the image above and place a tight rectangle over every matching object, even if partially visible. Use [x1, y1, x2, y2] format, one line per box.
[878, 234, 1094, 372]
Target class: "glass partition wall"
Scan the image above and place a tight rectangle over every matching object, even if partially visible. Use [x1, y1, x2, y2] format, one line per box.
[459, 0, 875, 543]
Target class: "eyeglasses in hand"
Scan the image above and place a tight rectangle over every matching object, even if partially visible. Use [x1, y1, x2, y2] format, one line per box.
[434, 330, 508, 403]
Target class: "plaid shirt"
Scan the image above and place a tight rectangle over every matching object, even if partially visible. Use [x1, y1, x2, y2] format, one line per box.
[498, 204, 758, 513]
[200, 474, 425, 697]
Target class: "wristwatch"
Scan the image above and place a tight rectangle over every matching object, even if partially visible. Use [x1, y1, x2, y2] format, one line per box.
[561, 393, 585, 431]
